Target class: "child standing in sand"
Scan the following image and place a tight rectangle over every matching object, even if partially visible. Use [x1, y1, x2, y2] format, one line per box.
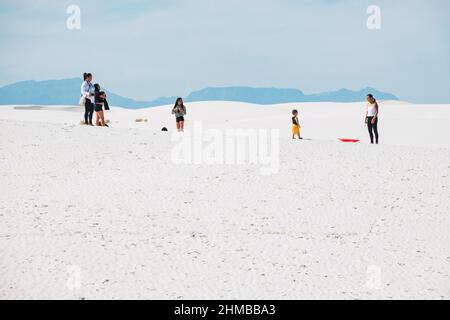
[172, 97, 187, 132]
[93, 84, 109, 127]
[292, 109, 302, 140]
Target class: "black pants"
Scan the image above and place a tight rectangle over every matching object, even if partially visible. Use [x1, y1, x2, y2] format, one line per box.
[367, 117, 379, 144]
[84, 99, 94, 124]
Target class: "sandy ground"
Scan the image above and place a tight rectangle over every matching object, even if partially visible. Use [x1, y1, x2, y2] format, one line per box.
[0, 101, 449, 300]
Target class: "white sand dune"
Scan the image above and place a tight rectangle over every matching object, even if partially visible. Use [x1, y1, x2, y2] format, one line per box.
[6, 100, 450, 148]
[0, 101, 449, 299]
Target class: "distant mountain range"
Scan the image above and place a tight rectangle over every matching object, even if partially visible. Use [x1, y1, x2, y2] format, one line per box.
[0, 78, 398, 108]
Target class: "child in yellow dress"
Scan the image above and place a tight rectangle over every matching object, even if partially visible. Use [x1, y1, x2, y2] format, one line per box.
[292, 109, 302, 139]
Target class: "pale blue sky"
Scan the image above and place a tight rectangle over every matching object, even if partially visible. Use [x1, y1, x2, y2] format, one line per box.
[0, 0, 449, 102]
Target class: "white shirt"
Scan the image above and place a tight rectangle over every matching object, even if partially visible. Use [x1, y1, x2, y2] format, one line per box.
[81, 81, 94, 102]
[367, 103, 378, 117]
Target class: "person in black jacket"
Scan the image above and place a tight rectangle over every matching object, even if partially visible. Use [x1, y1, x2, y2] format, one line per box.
[93, 83, 109, 127]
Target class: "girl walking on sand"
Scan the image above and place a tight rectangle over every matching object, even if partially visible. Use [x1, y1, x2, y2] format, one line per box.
[81, 73, 94, 126]
[172, 97, 187, 132]
[365, 94, 379, 144]
[292, 109, 302, 139]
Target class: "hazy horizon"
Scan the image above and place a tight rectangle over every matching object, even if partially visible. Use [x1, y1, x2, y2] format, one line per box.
[0, 77, 399, 101]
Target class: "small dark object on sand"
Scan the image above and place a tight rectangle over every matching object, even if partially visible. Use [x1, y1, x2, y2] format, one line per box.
[162, 127, 168, 132]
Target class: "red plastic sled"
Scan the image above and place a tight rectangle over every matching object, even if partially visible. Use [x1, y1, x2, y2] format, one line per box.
[339, 138, 360, 143]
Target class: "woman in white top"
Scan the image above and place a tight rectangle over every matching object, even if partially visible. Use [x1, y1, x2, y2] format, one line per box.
[365, 94, 379, 144]
[81, 73, 94, 125]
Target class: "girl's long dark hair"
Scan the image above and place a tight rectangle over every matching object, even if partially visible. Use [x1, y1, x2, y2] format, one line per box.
[94, 83, 100, 92]
[83, 72, 92, 81]
[174, 97, 184, 108]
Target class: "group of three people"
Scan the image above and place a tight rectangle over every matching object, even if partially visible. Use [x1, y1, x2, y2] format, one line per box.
[81, 73, 186, 130]
[292, 94, 379, 144]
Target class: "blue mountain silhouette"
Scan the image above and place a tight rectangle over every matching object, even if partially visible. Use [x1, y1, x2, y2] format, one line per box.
[0, 78, 398, 108]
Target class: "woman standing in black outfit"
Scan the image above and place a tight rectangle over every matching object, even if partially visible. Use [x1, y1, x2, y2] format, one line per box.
[81, 73, 94, 125]
[365, 94, 379, 144]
